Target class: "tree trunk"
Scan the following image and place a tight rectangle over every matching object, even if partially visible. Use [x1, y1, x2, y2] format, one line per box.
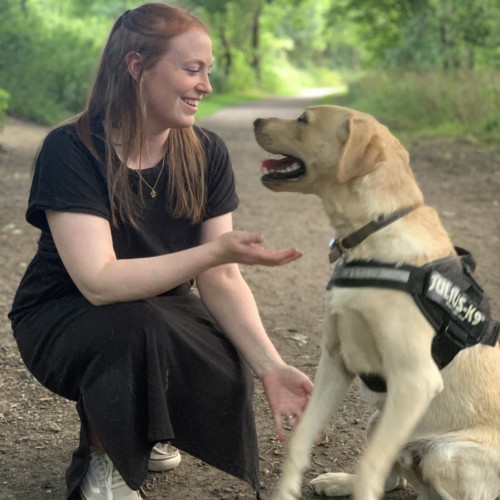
[251, 3, 262, 83]
[220, 23, 232, 76]
[466, 48, 475, 69]
[438, 1, 455, 71]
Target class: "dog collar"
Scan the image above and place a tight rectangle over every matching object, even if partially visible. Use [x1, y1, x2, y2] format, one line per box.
[329, 206, 418, 264]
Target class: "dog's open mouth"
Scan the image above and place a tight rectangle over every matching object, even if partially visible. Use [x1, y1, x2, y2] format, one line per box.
[260, 154, 306, 182]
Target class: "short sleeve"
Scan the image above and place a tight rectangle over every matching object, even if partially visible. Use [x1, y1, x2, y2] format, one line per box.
[26, 125, 111, 232]
[202, 130, 239, 220]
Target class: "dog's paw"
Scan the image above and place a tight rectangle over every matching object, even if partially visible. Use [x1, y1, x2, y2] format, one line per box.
[273, 485, 301, 500]
[310, 472, 354, 497]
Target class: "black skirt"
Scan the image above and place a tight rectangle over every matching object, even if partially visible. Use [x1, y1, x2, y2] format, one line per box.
[11, 284, 260, 499]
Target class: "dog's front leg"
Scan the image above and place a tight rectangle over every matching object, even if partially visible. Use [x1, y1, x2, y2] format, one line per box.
[274, 313, 354, 500]
[353, 317, 443, 500]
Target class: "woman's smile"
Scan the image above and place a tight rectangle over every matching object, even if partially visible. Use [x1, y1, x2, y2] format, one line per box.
[181, 96, 202, 109]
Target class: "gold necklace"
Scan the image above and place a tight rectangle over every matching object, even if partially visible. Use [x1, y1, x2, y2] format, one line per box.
[136, 157, 165, 198]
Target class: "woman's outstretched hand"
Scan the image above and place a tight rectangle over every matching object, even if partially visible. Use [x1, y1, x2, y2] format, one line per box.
[215, 231, 302, 267]
[261, 364, 313, 442]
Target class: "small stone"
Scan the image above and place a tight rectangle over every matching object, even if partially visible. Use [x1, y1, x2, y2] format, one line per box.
[49, 422, 62, 432]
[441, 210, 456, 218]
[1, 223, 15, 232]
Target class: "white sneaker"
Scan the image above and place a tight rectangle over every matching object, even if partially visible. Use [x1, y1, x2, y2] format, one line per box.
[80, 451, 141, 500]
[148, 443, 181, 472]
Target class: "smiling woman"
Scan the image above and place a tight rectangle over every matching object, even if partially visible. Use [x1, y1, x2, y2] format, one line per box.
[8, 3, 313, 500]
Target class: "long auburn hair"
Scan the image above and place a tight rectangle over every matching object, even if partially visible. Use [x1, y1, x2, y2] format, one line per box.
[76, 3, 208, 227]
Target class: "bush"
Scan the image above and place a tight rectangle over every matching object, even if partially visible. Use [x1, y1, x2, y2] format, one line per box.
[0, 87, 9, 129]
[0, 5, 109, 124]
[320, 70, 500, 140]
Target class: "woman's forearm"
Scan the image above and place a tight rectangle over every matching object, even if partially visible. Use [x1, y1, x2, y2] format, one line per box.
[197, 265, 284, 377]
[87, 242, 221, 305]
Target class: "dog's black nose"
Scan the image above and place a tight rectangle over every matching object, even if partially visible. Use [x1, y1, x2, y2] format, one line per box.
[253, 118, 262, 128]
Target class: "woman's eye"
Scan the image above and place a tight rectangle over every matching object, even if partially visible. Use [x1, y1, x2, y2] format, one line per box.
[298, 114, 308, 123]
[186, 69, 199, 74]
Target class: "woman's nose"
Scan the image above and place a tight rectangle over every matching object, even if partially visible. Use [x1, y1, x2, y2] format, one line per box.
[198, 73, 212, 95]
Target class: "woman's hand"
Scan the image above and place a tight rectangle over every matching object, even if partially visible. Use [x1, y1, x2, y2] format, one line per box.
[261, 364, 313, 442]
[214, 231, 302, 267]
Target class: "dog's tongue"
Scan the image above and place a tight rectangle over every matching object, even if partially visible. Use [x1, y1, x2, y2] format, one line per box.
[261, 156, 298, 173]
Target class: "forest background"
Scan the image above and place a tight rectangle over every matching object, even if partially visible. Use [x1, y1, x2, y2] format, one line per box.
[1, 0, 500, 143]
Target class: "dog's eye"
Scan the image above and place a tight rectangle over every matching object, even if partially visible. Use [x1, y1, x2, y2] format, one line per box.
[298, 114, 308, 124]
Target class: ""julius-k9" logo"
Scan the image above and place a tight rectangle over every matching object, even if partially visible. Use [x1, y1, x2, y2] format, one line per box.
[427, 271, 486, 327]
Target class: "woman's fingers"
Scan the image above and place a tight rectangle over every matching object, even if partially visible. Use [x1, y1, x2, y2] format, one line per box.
[249, 246, 303, 266]
[274, 413, 286, 442]
[218, 231, 302, 266]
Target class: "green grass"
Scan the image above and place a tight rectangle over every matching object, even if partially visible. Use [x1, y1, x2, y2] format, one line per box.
[315, 71, 500, 146]
[195, 90, 270, 120]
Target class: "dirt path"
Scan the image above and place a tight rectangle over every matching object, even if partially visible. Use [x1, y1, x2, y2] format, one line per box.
[0, 97, 499, 500]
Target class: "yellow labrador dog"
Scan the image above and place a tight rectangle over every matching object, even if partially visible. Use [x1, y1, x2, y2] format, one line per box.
[254, 105, 500, 500]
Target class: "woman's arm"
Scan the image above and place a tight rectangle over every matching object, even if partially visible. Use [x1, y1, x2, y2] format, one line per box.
[46, 210, 301, 306]
[197, 213, 313, 439]
[196, 213, 285, 376]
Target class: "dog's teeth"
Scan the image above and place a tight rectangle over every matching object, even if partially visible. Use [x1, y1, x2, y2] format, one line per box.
[263, 167, 269, 174]
[283, 163, 301, 173]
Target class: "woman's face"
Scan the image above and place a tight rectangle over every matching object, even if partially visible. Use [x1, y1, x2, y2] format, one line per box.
[140, 28, 213, 131]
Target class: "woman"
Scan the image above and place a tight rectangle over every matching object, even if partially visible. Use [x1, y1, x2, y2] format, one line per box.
[8, 4, 313, 500]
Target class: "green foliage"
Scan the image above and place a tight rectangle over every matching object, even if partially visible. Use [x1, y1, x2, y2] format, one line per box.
[0, 87, 10, 129]
[328, 0, 500, 70]
[0, 0, 110, 123]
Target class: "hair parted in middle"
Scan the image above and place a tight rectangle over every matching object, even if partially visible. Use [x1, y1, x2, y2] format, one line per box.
[76, 3, 209, 227]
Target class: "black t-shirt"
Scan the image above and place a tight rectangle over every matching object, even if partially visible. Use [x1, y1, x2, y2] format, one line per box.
[9, 122, 238, 320]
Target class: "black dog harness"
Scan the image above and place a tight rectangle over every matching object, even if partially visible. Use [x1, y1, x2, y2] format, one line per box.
[326, 209, 500, 392]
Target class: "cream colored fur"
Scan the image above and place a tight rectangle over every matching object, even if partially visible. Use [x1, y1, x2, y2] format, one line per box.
[254, 105, 500, 500]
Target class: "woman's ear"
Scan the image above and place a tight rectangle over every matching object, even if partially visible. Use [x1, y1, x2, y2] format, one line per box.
[125, 51, 142, 81]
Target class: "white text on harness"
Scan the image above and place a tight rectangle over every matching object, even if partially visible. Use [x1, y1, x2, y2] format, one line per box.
[427, 272, 485, 326]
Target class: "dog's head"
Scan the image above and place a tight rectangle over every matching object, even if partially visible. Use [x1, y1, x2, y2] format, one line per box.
[253, 105, 410, 195]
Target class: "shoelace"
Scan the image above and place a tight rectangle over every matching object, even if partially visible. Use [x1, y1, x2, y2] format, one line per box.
[94, 453, 127, 500]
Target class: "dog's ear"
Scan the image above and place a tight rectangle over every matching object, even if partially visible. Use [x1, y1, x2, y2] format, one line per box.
[336, 117, 387, 184]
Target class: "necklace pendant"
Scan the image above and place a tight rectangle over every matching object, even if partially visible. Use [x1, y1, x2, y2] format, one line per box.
[150, 189, 157, 198]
